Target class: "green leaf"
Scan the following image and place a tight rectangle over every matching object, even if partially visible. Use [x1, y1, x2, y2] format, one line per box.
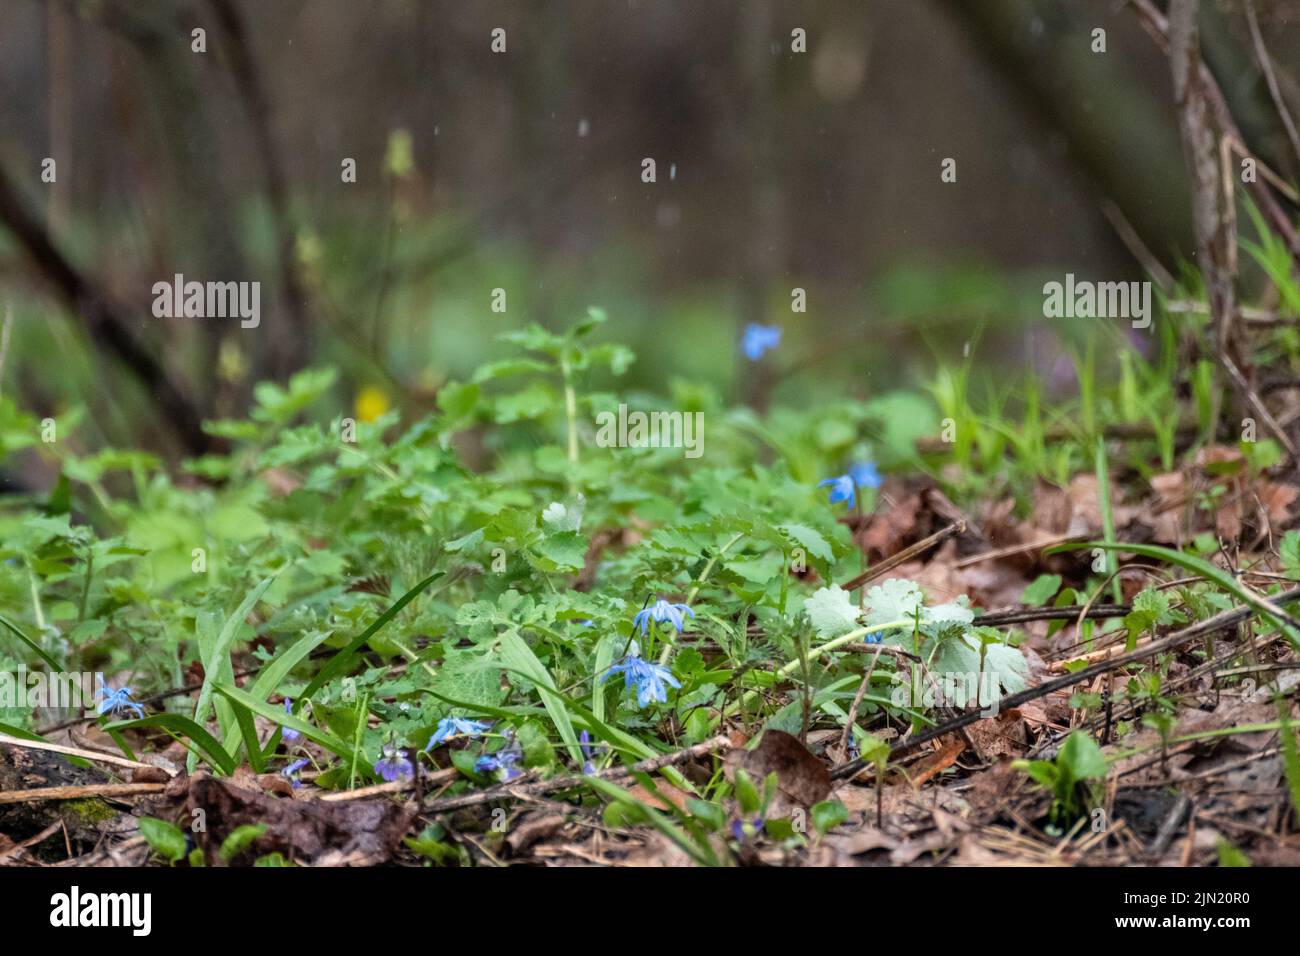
[1020, 574, 1062, 606]
[1057, 730, 1108, 781]
[138, 817, 187, 863]
[805, 585, 860, 638]
[0, 613, 62, 670]
[811, 799, 849, 835]
[734, 769, 761, 815]
[219, 824, 268, 862]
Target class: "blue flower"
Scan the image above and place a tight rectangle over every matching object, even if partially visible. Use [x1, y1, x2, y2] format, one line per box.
[741, 324, 781, 361]
[475, 734, 523, 781]
[281, 757, 311, 789]
[601, 653, 681, 709]
[863, 631, 883, 645]
[425, 716, 492, 751]
[374, 746, 413, 782]
[281, 698, 300, 742]
[730, 816, 765, 841]
[848, 461, 882, 490]
[818, 474, 856, 509]
[96, 686, 145, 720]
[633, 598, 695, 635]
[580, 730, 598, 775]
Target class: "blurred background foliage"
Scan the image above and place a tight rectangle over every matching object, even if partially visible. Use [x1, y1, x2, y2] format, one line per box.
[0, 0, 1298, 479]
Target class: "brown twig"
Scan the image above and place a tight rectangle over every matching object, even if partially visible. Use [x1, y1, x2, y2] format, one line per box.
[0, 782, 166, 805]
[831, 586, 1300, 779]
[839, 520, 966, 593]
[423, 734, 733, 815]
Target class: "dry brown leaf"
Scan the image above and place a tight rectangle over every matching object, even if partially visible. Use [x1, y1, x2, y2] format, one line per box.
[725, 729, 832, 817]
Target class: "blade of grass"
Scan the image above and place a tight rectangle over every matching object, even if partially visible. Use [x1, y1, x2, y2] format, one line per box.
[1053, 540, 1300, 648]
[220, 627, 332, 759]
[0, 613, 62, 670]
[106, 713, 237, 775]
[190, 576, 274, 772]
[214, 683, 352, 761]
[585, 774, 717, 866]
[1094, 438, 1123, 605]
[299, 572, 442, 703]
[499, 630, 583, 765]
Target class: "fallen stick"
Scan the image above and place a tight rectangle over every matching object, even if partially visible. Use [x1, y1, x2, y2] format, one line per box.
[830, 586, 1300, 779]
[0, 732, 173, 776]
[952, 533, 1083, 569]
[839, 520, 965, 593]
[0, 782, 166, 805]
[422, 734, 734, 815]
[316, 767, 457, 802]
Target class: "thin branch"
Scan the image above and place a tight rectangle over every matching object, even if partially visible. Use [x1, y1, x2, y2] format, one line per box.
[0, 166, 211, 454]
[830, 586, 1300, 779]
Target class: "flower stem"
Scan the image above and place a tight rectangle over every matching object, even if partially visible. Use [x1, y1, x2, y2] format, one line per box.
[657, 532, 745, 666]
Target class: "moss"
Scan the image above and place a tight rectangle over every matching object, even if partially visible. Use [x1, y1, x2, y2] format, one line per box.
[62, 798, 117, 824]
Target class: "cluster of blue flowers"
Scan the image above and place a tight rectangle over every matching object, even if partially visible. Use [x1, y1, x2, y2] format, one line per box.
[602, 595, 696, 709]
[602, 652, 681, 708]
[426, 716, 492, 749]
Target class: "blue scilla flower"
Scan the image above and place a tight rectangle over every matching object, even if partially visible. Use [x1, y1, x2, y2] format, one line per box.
[96, 686, 145, 720]
[633, 598, 695, 635]
[282, 757, 310, 789]
[374, 746, 413, 782]
[601, 653, 681, 709]
[281, 698, 300, 742]
[741, 323, 781, 361]
[848, 461, 882, 490]
[426, 716, 492, 751]
[818, 474, 856, 509]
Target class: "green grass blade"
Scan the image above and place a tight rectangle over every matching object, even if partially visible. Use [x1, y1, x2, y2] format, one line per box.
[106, 713, 237, 775]
[190, 576, 274, 772]
[299, 571, 442, 703]
[214, 683, 353, 761]
[585, 775, 716, 866]
[0, 613, 62, 670]
[220, 628, 332, 760]
[1094, 438, 1123, 605]
[1052, 540, 1300, 648]
[499, 630, 584, 764]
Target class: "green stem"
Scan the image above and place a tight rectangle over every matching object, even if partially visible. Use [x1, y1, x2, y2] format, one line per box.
[725, 618, 915, 715]
[561, 356, 579, 493]
[657, 532, 745, 665]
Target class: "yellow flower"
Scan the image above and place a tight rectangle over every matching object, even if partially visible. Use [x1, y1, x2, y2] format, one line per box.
[355, 385, 390, 423]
